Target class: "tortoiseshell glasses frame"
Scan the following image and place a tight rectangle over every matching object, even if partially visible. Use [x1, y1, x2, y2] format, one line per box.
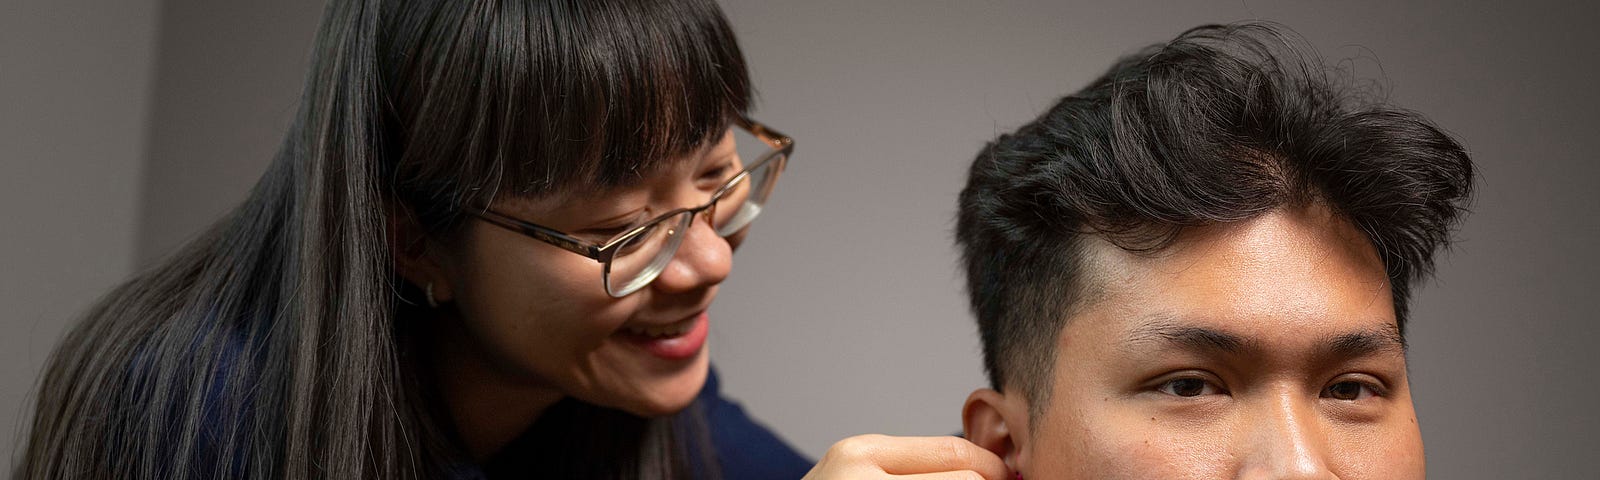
[469, 116, 793, 297]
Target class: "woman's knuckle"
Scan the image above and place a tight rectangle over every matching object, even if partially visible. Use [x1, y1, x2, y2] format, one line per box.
[827, 434, 880, 460]
[939, 436, 973, 466]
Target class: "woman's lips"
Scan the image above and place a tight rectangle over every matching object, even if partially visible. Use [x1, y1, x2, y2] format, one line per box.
[619, 311, 708, 361]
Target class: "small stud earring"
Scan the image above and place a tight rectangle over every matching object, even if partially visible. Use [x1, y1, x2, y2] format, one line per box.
[425, 282, 439, 308]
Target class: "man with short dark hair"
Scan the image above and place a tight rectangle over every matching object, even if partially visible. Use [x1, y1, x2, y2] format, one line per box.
[956, 23, 1472, 478]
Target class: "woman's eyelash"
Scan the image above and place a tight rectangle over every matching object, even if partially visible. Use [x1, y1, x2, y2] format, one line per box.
[587, 225, 630, 236]
[584, 214, 649, 240]
[700, 163, 734, 181]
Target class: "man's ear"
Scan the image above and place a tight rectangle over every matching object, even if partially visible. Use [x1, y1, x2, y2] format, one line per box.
[388, 207, 454, 304]
[964, 387, 1028, 473]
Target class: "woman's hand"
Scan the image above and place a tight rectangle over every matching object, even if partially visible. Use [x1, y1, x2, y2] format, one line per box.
[802, 434, 1011, 480]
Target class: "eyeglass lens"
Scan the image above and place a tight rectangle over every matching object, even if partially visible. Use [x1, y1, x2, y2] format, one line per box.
[605, 126, 785, 296]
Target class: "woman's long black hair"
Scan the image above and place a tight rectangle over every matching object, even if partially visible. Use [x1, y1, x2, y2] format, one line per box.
[18, 0, 750, 478]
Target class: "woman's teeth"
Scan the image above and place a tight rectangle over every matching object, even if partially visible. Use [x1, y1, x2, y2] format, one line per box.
[625, 321, 693, 338]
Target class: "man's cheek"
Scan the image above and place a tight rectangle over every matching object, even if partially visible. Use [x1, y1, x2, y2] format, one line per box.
[1034, 407, 1231, 480]
[1116, 420, 1234, 479]
[1328, 415, 1426, 479]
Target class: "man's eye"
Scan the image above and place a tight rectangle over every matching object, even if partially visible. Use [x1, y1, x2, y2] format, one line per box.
[1323, 381, 1378, 401]
[1157, 377, 1223, 397]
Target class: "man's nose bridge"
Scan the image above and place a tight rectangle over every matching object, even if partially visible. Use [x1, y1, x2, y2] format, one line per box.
[1237, 391, 1333, 479]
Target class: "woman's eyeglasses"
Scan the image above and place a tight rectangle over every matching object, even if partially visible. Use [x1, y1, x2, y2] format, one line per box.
[469, 117, 792, 297]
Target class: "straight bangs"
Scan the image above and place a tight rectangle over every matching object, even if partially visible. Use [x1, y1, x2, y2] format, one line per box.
[384, 0, 752, 217]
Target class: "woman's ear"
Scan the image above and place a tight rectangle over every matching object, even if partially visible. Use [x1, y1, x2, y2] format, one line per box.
[388, 208, 454, 304]
[963, 388, 1028, 474]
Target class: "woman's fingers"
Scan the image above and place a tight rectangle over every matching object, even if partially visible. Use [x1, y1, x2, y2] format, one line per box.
[804, 434, 1010, 480]
[894, 472, 998, 480]
[869, 435, 1007, 478]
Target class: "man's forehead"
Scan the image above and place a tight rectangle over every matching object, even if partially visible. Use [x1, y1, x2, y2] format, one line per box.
[1059, 206, 1398, 356]
[1073, 207, 1387, 302]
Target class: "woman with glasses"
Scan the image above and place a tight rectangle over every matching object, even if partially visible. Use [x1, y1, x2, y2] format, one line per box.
[20, 0, 1007, 478]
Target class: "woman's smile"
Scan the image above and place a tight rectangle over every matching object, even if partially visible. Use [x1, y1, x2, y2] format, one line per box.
[618, 311, 710, 361]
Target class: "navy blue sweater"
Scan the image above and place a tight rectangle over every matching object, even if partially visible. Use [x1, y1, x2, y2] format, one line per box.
[177, 322, 803, 478]
[450, 368, 813, 479]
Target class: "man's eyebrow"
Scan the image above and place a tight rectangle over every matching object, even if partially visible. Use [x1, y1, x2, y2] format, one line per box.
[1123, 315, 1408, 359]
[1124, 317, 1256, 355]
[1323, 323, 1408, 358]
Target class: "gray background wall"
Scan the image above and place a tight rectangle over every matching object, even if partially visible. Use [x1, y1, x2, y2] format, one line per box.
[6, 1, 1596, 478]
[2, 0, 161, 474]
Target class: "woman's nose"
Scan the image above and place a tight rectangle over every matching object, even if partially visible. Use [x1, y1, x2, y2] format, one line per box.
[1236, 394, 1336, 480]
[650, 212, 732, 294]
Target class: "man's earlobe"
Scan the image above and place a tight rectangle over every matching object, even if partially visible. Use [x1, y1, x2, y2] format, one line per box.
[963, 388, 1026, 473]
